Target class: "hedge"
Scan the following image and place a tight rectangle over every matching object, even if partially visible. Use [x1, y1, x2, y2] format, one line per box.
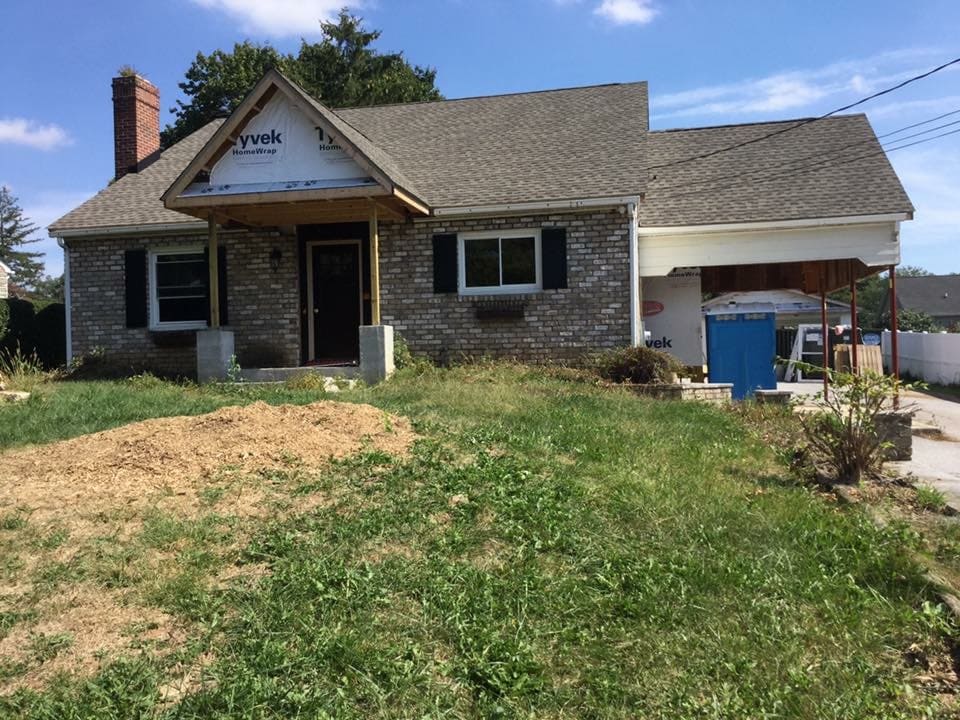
[0, 298, 66, 369]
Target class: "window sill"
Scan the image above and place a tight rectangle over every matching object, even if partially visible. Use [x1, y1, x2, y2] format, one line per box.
[148, 322, 208, 333]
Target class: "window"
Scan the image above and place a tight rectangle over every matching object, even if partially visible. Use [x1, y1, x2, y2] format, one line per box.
[149, 249, 208, 329]
[458, 230, 541, 295]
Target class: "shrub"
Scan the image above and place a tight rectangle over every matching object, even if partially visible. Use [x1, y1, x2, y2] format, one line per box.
[595, 345, 683, 385]
[0, 300, 8, 342]
[796, 365, 912, 484]
[393, 333, 433, 374]
[0, 344, 49, 392]
[0, 298, 66, 369]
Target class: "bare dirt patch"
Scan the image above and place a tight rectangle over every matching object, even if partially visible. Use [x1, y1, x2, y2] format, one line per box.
[0, 583, 180, 695]
[0, 400, 414, 536]
[0, 400, 415, 694]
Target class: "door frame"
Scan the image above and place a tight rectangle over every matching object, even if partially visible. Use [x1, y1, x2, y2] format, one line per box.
[305, 239, 364, 363]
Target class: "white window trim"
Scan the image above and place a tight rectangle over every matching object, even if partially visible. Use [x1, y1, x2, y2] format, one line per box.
[148, 246, 209, 331]
[458, 229, 542, 296]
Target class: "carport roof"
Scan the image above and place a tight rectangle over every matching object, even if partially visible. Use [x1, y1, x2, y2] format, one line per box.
[640, 114, 914, 227]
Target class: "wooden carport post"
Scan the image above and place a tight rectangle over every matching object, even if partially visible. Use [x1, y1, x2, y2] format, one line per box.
[368, 201, 381, 325]
[208, 212, 220, 328]
[889, 265, 900, 409]
[849, 260, 859, 374]
[820, 262, 829, 400]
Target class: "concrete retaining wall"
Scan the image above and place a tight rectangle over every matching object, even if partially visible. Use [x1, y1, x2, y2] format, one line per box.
[882, 330, 960, 386]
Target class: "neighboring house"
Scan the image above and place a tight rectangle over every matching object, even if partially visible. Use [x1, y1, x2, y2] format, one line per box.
[880, 275, 960, 329]
[703, 290, 852, 328]
[49, 70, 913, 380]
[0, 261, 10, 299]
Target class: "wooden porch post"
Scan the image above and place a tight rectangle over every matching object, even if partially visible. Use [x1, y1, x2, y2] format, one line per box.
[849, 260, 859, 374]
[369, 202, 381, 325]
[208, 212, 220, 328]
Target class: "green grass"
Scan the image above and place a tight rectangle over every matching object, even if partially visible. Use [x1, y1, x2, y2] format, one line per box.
[0, 365, 956, 718]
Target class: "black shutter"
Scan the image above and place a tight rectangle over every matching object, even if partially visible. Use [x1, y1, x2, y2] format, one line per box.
[124, 249, 148, 328]
[217, 246, 228, 326]
[432, 233, 458, 293]
[541, 227, 568, 290]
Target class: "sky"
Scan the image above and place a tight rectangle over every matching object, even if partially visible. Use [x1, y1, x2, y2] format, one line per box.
[2, 0, 959, 279]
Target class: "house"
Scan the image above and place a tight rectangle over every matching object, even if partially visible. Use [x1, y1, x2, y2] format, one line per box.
[49, 70, 913, 381]
[0, 261, 10, 299]
[880, 274, 960, 329]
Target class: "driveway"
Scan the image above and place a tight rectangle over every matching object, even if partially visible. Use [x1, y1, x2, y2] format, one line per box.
[888, 390, 960, 507]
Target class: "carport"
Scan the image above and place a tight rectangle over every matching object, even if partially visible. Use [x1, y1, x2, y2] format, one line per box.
[637, 213, 910, 397]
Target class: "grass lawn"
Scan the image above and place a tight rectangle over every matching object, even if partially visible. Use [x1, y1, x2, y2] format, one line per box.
[0, 366, 956, 718]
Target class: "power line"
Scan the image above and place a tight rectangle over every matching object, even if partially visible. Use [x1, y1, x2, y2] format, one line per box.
[651, 124, 960, 202]
[648, 108, 960, 195]
[645, 54, 960, 173]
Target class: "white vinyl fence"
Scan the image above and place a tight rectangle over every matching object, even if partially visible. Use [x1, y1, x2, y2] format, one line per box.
[881, 330, 960, 386]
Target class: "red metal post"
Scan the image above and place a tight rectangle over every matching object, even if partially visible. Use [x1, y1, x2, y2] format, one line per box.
[890, 265, 900, 409]
[820, 281, 829, 399]
[850, 261, 859, 374]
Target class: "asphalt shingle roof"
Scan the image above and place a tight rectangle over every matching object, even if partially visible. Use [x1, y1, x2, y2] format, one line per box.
[49, 80, 913, 235]
[338, 82, 649, 208]
[49, 120, 224, 234]
[640, 114, 914, 227]
[892, 275, 960, 318]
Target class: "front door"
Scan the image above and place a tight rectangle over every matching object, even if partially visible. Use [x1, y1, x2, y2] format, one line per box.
[309, 242, 361, 363]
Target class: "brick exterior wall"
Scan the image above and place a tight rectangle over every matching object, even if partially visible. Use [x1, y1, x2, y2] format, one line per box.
[67, 209, 633, 374]
[68, 228, 300, 377]
[112, 75, 160, 180]
[378, 209, 632, 363]
[0, 266, 7, 299]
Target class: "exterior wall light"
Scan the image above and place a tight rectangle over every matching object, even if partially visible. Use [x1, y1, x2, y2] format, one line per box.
[269, 248, 282, 271]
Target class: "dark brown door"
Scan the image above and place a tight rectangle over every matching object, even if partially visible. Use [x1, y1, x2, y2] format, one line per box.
[311, 243, 361, 362]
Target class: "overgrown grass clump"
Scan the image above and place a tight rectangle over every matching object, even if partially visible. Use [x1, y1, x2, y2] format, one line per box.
[0, 365, 955, 718]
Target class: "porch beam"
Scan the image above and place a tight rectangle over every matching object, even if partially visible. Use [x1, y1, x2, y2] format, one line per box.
[208, 213, 220, 328]
[369, 201, 381, 324]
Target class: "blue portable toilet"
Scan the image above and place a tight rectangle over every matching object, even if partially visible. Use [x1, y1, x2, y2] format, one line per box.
[705, 304, 777, 400]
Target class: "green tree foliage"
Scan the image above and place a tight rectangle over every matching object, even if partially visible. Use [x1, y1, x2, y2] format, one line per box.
[0, 186, 44, 290]
[885, 308, 943, 332]
[161, 11, 442, 148]
[30, 274, 65, 303]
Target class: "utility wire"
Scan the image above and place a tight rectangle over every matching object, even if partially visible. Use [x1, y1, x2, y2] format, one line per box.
[648, 108, 960, 194]
[652, 124, 960, 201]
[645, 55, 960, 172]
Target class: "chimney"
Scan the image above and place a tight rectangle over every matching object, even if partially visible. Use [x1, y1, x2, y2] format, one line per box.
[112, 72, 160, 180]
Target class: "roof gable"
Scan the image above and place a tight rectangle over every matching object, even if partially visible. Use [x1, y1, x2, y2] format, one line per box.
[162, 69, 427, 211]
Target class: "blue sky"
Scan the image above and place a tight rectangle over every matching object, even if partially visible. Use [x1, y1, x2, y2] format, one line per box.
[2, 0, 959, 278]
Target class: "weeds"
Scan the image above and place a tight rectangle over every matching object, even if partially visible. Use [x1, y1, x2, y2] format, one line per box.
[916, 484, 948, 513]
[0, 345, 50, 392]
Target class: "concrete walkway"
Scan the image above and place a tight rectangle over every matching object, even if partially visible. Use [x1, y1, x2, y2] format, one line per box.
[888, 390, 960, 507]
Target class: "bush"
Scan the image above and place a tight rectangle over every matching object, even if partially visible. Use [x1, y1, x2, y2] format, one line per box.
[0, 300, 8, 341]
[595, 345, 683, 385]
[796, 366, 911, 484]
[0, 298, 65, 369]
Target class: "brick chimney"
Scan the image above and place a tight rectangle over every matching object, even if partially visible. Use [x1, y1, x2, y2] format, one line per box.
[112, 73, 160, 180]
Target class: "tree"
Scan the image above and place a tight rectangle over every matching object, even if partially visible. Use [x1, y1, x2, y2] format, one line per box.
[829, 265, 935, 330]
[31, 274, 64, 302]
[0, 186, 44, 290]
[161, 11, 442, 148]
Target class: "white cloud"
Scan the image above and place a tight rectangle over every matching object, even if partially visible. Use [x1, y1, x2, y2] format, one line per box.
[594, 0, 657, 25]
[190, 0, 350, 37]
[0, 118, 71, 151]
[650, 48, 950, 123]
